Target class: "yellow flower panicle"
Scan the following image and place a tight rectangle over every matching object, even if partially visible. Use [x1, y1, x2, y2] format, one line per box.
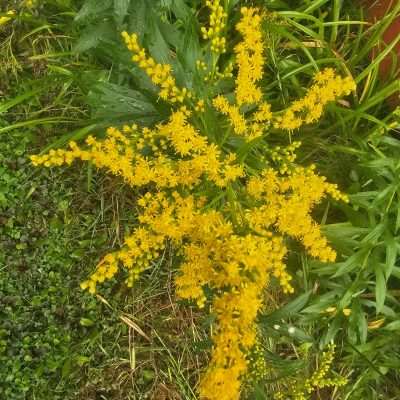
[31, 6, 356, 400]
[201, 0, 227, 54]
[254, 101, 273, 123]
[197, 235, 288, 400]
[275, 68, 356, 130]
[246, 340, 269, 383]
[270, 141, 301, 174]
[25, 0, 38, 8]
[31, 113, 244, 190]
[235, 7, 265, 106]
[0, 10, 16, 26]
[247, 166, 348, 264]
[275, 344, 347, 400]
[213, 96, 274, 141]
[213, 95, 247, 135]
[122, 31, 190, 103]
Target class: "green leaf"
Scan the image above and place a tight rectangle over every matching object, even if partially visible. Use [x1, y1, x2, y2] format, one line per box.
[127, 0, 147, 38]
[361, 223, 386, 245]
[42, 124, 98, 154]
[0, 87, 46, 115]
[61, 358, 72, 378]
[265, 0, 290, 9]
[75, 0, 112, 23]
[147, 13, 173, 65]
[321, 316, 342, 347]
[375, 266, 386, 314]
[384, 235, 398, 280]
[384, 320, 400, 331]
[248, 384, 267, 400]
[259, 291, 311, 323]
[179, 14, 201, 73]
[302, 291, 340, 314]
[74, 22, 115, 53]
[168, 0, 193, 21]
[114, 0, 130, 25]
[323, 222, 370, 238]
[87, 82, 163, 125]
[349, 300, 368, 344]
[80, 318, 94, 327]
[333, 248, 370, 277]
[396, 201, 400, 234]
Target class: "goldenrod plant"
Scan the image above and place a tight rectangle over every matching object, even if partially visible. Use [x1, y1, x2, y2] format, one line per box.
[31, 3, 356, 398]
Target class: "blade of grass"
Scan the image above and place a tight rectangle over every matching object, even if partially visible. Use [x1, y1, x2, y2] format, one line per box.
[0, 117, 75, 134]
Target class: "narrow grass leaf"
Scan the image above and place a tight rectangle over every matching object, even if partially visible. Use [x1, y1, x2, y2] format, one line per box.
[374, 266, 387, 314]
[259, 290, 312, 323]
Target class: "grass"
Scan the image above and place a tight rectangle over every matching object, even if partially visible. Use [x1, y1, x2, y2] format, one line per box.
[0, 2, 199, 398]
[1, 0, 399, 399]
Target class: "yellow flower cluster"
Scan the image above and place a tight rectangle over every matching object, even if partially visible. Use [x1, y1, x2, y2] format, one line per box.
[122, 32, 190, 103]
[213, 96, 274, 141]
[31, 112, 244, 190]
[0, 10, 15, 26]
[275, 68, 356, 130]
[213, 95, 247, 135]
[193, 234, 288, 400]
[275, 344, 347, 400]
[246, 340, 269, 383]
[235, 7, 265, 106]
[247, 166, 348, 264]
[204, 62, 234, 82]
[25, 0, 38, 7]
[31, 6, 355, 400]
[270, 141, 301, 174]
[201, 0, 227, 53]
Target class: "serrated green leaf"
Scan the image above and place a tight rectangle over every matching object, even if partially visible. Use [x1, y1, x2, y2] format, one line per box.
[87, 82, 163, 125]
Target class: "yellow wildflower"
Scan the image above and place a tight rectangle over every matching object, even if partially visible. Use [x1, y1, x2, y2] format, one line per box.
[275, 68, 356, 131]
[201, 0, 227, 54]
[30, 6, 355, 400]
[275, 344, 348, 400]
[213, 95, 247, 135]
[25, 0, 38, 7]
[0, 10, 16, 26]
[121, 32, 190, 103]
[235, 7, 265, 106]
